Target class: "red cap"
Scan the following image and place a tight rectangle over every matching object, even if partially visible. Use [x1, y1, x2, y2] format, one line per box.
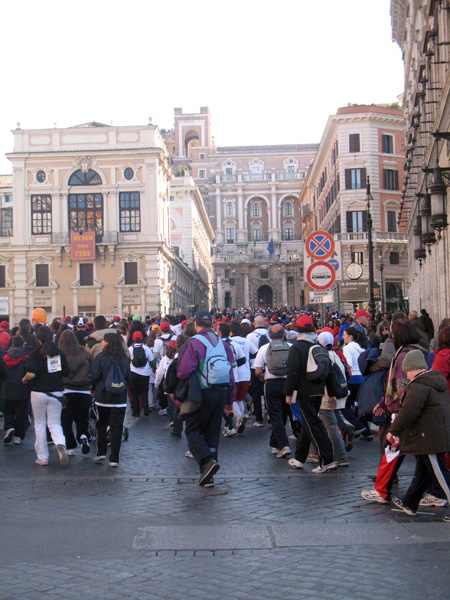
[160, 321, 171, 331]
[181, 320, 188, 327]
[114, 316, 121, 322]
[317, 327, 334, 334]
[0, 321, 9, 328]
[223, 317, 229, 322]
[355, 309, 371, 318]
[168, 340, 177, 349]
[297, 316, 314, 329]
[264, 318, 270, 323]
[132, 331, 144, 341]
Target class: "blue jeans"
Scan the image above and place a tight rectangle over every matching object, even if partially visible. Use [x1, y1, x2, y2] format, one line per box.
[319, 408, 347, 462]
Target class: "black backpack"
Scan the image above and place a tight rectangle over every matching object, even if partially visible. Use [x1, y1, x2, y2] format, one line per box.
[105, 363, 127, 395]
[306, 344, 330, 383]
[329, 350, 349, 398]
[164, 358, 179, 393]
[258, 333, 269, 349]
[132, 344, 148, 368]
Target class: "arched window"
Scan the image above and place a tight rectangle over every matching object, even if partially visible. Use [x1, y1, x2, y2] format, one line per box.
[285, 202, 292, 216]
[68, 170, 102, 186]
[226, 202, 233, 216]
[252, 203, 260, 217]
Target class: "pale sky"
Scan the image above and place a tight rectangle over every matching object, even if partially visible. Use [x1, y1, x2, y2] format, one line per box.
[0, 0, 404, 174]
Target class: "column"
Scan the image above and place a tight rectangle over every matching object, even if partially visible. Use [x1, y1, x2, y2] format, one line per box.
[72, 289, 78, 315]
[216, 275, 223, 309]
[96, 289, 101, 315]
[281, 266, 288, 305]
[243, 270, 249, 307]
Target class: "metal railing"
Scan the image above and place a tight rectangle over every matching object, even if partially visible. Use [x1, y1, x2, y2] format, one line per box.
[51, 231, 119, 245]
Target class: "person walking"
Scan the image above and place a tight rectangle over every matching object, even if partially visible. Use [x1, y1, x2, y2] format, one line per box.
[22, 326, 70, 466]
[2, 335, 28, 446]
[90, 332, 131, 467]
[177, 310, 235, 487]
[58, 329, 92, 456]
[129, 331, 154, 417]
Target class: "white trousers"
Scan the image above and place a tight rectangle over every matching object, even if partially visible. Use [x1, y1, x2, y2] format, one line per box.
[232, 400, 245, 422]
[31, 391, 66, 460]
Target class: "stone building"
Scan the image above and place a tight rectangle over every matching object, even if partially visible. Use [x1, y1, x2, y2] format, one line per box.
[391, 0, 450, 324]
[164, 108, 318, 309]
[300, 105, 408, 314]
[3, 121, 176, 323]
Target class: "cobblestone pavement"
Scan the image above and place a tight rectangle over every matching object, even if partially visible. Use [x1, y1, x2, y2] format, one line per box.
[1, 410, 450, 599]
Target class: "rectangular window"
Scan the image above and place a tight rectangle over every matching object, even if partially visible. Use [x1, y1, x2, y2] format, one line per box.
[31, 195, 52, 235]
[226, 228, 235, 243]
[351, 251, 364, 264]
[349, 134, 360, 153]
[119, 192, 140, 232]
[390, 252, 400, 265]
[252, 203, 260, 217]
[198, 169, 206, 178]
[0, 208, 13, 237]
[287, 165, 295, 173]
[0, 265, 5, 288]
[284, 228, 294, 240]
[346, 210, 368, 233]
[382, 134, 394, 154]
[383, 169, 399, 190]
[260, 269, 269, 279]
[252, 229, 261, 241]
[199, 153, 205, 159]
[345, 168, 366, 190]
[80, 263, 93, 286]
[124, 262, 138, 285]
[387, 210, 397, 232]
[225, 168, 233, 176]
[35, 264, 49, 287]
[224, 269, 230, 279]
[170, 195, 174, 202]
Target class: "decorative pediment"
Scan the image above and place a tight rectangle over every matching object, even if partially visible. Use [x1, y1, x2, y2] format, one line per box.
[70, 278, 103, 289]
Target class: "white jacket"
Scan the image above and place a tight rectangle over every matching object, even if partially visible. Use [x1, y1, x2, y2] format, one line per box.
[343, 341, 364, 378]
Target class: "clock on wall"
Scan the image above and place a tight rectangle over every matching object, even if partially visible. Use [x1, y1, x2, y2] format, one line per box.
[346, 262, 363, 280]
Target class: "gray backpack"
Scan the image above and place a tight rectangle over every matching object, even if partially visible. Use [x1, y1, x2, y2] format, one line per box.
[265, 339, 290, 376]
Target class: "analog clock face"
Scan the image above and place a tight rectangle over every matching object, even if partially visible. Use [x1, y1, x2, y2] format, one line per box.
[36, 170, 46, 183]
[346, 262, 363, 280]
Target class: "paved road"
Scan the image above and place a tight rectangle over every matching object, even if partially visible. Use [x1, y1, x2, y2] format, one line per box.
[1, 410, 450, 599]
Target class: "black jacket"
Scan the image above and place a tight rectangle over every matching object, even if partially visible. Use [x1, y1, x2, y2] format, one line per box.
[3, 347, 30, 400]
[283, 333, 339, 399]
[89, 353, 131, 406]
[26, 343, 70, 392]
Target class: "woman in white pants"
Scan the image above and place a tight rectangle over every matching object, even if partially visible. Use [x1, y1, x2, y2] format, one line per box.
[22, 326, 70, 466]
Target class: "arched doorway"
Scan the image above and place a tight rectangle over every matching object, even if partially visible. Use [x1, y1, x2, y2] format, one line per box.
[257, 285, 273, 306]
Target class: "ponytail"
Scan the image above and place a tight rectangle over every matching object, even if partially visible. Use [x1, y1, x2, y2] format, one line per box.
[36, 326, 54, 357]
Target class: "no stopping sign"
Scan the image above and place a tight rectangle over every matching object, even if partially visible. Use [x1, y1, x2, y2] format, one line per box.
[306, 261, 336, 290]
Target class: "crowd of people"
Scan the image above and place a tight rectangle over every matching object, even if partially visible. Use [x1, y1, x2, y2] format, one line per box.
[1, 305, 450, 517]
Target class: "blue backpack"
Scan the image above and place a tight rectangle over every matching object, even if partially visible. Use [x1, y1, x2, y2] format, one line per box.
[105, 363, 127, 395]
[194, 332, 231, 389]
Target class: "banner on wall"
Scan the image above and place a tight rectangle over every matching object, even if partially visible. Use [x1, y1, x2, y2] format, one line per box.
[70, 231, 95, 261]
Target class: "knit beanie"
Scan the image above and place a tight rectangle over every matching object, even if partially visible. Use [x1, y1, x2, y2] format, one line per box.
[402, 349, 428, 372]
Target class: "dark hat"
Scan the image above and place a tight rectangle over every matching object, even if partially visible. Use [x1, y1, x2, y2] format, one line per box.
[195, 310, 212, 323]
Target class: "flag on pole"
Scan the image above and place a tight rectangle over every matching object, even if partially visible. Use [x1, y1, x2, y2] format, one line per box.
[251, 239, 256, 253]
[267, 238, 274, 254]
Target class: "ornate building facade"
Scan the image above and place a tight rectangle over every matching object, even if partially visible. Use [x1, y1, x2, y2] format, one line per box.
[3, 121, 176, 323]
[300, 105, 408, 314]
[392, 0, 450, 323]
[164, 108, 318, 309]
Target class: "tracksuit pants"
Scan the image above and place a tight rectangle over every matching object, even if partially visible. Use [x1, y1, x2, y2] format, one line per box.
[295, 395, 334, 466]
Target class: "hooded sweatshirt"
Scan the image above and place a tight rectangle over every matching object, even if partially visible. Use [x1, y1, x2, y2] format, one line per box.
[3, 346, 30, 400]
[343, 341, 365, 380]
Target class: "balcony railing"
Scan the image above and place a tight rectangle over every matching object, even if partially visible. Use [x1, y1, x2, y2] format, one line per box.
[51, 231, 119, 245]
[336, 232, 407, 243]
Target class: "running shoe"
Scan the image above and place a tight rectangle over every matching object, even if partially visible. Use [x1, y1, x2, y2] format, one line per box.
[393, 497, 416, 516]
[419, 493, 447, 507]
[361, 489, 389, 504]
[312, 461, 337, 474]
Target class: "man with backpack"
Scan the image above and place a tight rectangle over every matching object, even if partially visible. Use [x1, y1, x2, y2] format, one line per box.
[129, 331, 155, 417]
[154, 321, 176, 360]
[284, 315, 340, 473]
[177, 310, 235, 487]
[247, 316, 270, 427]
[229, 320, 258, 434]
[254, 324, 292, 458]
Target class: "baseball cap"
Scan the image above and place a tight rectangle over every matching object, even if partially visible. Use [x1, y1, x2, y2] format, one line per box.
[317, 327, 334, 334]
[318, 331, 334, 347]
[151, 324, 160, 331]
[113, 316, 121, 323]
[339, 314, 346, 319]
[78, 317, 86, 327]
[160, 321, 171, 331]
[241, 318, 251, 325]
[355, 309, 371, 318]
[0, 321, 9, 328]
[181, 319, 188, 327]
[195, 310, 212, 323]
[132, 331, 144, 342]
[132, 315, 141, 322]
[168, 340, 177, 349]
[297, 315, 314, 329]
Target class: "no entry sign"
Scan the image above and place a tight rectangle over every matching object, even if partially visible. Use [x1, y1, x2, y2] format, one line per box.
[306, 261, 336, 290]
[305, 231, 335, 260]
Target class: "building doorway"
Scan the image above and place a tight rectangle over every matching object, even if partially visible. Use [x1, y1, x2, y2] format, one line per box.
[257, 285, 273, 306]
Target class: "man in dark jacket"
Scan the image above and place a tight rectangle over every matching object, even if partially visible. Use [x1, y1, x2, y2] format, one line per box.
[284, 315, 339, 473]
[388, 350, 450, 518]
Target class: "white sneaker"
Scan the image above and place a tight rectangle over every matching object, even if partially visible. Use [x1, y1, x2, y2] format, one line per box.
[270, 447, 280, 454]
[312, 461, 337, 474]
[277, 446, 292, 458]
[361, 489, 389, 504]
[419, 493, 448, 507]
[67, 449, 76, 456]
[306, 453, 320, 463]
[288, 458, 304, 470]
[223, 427, 237, 437]
[14, 437, 22, 445]
[185, 450, 194, 459]
[253, 421, 264, 427]
[3, 428, 14, 444]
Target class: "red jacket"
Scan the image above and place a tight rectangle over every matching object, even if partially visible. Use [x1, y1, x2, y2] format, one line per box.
[432, 348, 450, 395]
[0, 327, 11, 351]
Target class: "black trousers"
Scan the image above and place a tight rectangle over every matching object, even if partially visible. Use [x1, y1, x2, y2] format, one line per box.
[61, 392, 90, 450]
[4, 397, 29, 439]
[96, 405, 126, 463]
[185, 387, 227, 470]
[129, 373, 150, 414]
[295, 396, 334, 466]
[403, 453, 450, 511]
[249, 370, 264, 422]
[264, 378, 290, 450]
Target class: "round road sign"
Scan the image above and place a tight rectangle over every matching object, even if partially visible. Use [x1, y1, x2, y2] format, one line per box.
[306, 261, 336, 290]
[305, 231, 335, 260]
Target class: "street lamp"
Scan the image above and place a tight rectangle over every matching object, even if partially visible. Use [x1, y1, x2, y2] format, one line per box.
[379, 248, 384, 314]
[366, 176, 375, 317]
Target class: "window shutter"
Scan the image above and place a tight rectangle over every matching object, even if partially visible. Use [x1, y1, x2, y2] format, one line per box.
[394, 171, 399, 190]
[124, 262, 138, 285]
[36, 264, 49, 287]
[345, 170, 352, 189]
[0, 265, 5, 288]
[362, 210, 368, 232]
[346, 211, 353, 232]
[360, 168, 366, 188]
